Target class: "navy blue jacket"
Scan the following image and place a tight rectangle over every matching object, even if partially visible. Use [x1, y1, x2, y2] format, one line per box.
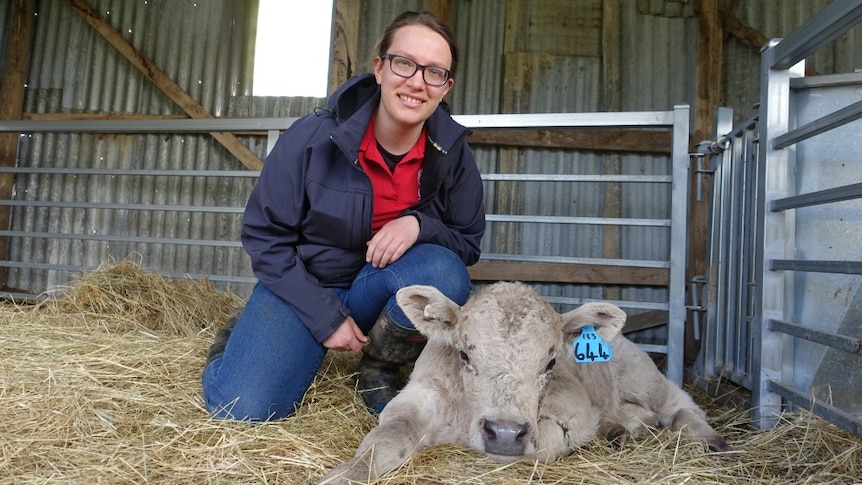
[242, 74, 486, 343]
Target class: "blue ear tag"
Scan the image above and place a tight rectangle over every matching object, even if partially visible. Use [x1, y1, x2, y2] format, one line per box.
[573, 325, 613, 363]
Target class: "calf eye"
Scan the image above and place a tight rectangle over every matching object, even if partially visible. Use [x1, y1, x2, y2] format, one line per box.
[459, 350, 470, 364]
[545, 358, 556, 372]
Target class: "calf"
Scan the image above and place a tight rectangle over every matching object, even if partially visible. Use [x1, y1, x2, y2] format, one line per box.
[320, 282, 727, 484]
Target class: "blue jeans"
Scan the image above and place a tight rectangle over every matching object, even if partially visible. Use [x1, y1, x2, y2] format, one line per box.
[201, 243, 472, 421]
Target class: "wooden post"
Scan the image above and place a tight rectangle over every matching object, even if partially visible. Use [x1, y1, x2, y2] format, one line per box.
[425, 0, 453, 26]
[0, 0, 35, 286]
[689, 0, 725, 363]
[601, 0, 622, 303]
[329, 0, 361, 95]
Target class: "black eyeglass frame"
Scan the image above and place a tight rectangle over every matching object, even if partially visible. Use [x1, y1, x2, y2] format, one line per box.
[380, 53, 452, 86]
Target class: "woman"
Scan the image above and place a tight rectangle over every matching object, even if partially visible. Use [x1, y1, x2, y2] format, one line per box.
[201, 10, 486, 420]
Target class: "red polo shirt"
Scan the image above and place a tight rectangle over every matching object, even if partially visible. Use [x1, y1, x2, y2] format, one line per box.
[358, 120, 425, 233]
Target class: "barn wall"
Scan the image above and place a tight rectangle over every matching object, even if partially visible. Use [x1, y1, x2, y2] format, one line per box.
[724, 0, 862, 125]
[3, 0, 323, 296]
[0, 0, 860, 322]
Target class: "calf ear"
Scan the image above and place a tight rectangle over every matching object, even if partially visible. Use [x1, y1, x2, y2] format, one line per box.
[396, 285, 461, 339]
[560, 302, 627, 344]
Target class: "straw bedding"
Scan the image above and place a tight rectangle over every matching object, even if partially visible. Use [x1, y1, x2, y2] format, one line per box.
[1, 261, 859, 484]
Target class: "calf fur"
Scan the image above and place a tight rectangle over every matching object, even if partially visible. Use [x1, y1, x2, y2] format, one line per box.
[320, 282, 727, 484]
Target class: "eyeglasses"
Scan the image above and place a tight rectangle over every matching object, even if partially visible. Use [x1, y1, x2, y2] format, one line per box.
[380, 54, 451, 86]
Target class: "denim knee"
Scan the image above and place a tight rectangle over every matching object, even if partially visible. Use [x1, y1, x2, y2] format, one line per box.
[201, 283, 326, 421]
[403, 244, 472, 304]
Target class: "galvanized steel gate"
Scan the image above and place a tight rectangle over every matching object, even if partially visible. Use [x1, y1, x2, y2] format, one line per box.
[697, 1, 862, 437]
[0, 110, 693, 387]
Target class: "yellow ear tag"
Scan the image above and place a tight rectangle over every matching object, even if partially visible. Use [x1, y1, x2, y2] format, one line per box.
[573, 325, 612, 363]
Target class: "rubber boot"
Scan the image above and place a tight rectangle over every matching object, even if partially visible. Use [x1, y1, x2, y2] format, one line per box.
[206, 308, 242, 366]
[357, 311, 427, 414]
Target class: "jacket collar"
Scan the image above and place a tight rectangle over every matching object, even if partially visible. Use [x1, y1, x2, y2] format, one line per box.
[329, 73, 380, 123]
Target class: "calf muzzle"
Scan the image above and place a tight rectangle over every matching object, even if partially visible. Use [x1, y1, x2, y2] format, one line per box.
[481, 418, 531, 456]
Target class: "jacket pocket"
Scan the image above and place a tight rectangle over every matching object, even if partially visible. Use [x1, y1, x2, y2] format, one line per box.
[304, 181, 371, 248]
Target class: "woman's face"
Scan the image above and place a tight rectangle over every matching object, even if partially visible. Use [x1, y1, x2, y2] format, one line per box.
[373, 24, 454, 131]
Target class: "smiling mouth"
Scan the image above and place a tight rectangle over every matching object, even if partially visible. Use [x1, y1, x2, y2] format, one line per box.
[399, 94, 425, 106]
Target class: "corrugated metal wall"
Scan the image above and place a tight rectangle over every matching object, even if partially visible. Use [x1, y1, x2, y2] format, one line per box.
[725, 0, 862, 124]
[1, 0, 860, 311]
[5, 0, 324, 297]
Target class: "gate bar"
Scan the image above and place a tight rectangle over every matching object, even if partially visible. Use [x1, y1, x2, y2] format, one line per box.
[773, 99, 862, 149]
[771, 0, 862, 69]
[767, 380, 862, 438]
[768, 319, 862, 355]
[769, 259, 862, 274]
[770, 182, 862, 211]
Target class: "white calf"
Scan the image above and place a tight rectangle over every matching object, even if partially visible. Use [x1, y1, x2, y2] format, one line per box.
[320, 282, 727, 483]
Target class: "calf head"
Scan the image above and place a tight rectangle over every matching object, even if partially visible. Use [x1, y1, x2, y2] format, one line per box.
[397, 282, 564, 460]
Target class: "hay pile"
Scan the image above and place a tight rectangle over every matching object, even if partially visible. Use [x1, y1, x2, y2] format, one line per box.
[0, 261, 859, 484]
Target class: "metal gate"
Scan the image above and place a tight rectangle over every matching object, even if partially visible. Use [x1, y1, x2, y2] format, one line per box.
[0, 110, 693, 387]
[697, 0, 862, 437]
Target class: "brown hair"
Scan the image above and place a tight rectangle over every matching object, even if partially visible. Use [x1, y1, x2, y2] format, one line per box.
[373, 10, 461, 78]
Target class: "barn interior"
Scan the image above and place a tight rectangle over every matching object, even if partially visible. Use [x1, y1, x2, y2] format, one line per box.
[0, 1, 860, 483]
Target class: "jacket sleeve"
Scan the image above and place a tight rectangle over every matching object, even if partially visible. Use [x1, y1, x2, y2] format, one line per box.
[407, 141, 485, 266]
[241, 120, 350, 343]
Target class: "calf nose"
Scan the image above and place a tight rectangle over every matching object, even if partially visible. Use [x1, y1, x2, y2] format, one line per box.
[481, 418, 531, 456]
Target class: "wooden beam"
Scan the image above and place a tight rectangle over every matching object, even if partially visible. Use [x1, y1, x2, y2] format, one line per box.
[726, 14, 767, 52]
[63, 0, 263, 171]
[0, 0, 35, 285]
[690, 0, 725, 364]
[623, 310, 668, 334]
[601, 0, 624, 304]
[468, 261, 669, 286]
[467, 128, 671, 153]
[425, 0, 453, 26]
[329, 0, 361, 95]
[693, 0, 724, 178]
[727, 15, 820, 76]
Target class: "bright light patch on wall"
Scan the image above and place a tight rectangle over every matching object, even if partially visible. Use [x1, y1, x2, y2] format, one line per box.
[253, 0, 333, 97]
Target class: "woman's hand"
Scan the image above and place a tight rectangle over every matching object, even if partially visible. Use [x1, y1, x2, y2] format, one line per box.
[366, 215, 420, 268]
[323, 316, 368, 352]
